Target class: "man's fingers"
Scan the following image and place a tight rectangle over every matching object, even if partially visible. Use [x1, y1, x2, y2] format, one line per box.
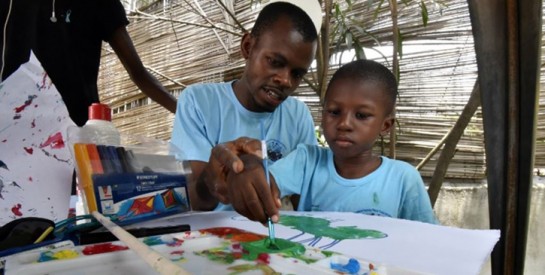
[234, 137, 263, 159]
[211, 143, 244, 173]
[254, 178, 279, 223]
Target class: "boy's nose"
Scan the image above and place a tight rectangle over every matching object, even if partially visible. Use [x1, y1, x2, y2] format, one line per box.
[337, 113, 353, 130]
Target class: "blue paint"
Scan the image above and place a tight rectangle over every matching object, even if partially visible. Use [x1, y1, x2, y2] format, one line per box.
[330, 258, 361, 274]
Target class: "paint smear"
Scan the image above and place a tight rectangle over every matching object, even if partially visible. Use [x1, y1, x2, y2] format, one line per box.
[280, 215, 387, 240]
[14, 95, 37, 113]
[39, 132, 65, 149]
[330, 258, 360, 274]
[24, 147, 33, 154]
[142, 236, 165, 246]
[82, 243, 129, 255]
[241, 238, 305, 260]
[11, 204, 22, 216]
[38, 250, 79, 262]
[31, 119, 36, 128]
[228, 263, 279, 275]
[200, 227, 265, 242]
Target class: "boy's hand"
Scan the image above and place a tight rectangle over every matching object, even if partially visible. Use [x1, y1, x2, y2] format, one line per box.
[207, 137, 262, 204]
[226, 154, 281, 224]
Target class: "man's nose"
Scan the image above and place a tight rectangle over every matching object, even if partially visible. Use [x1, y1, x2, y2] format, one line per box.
[273, 69, 292, 90]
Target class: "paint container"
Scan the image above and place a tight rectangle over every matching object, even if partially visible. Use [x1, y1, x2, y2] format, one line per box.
[81, 103, 120, 146]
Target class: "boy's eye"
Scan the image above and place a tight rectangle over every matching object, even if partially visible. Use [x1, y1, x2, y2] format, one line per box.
[355, 113, 369, 119]
[327, 109, 340, 116]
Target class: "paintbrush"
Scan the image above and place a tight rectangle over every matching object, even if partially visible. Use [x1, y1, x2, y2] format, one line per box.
[91, 211, 190, 275]
[260, 121, 278, 250]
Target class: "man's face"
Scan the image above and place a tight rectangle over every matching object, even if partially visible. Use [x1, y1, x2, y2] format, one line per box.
[237, 16, 317, 113]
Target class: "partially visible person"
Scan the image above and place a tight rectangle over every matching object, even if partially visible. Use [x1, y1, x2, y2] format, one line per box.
[222, 59, 438, 225]
[0, 0, 176, 127]
[170, 0, 323, 211]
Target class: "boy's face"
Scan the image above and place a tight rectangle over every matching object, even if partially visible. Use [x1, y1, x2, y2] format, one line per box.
[238, 16, 317, 112]
[322, 79, 394, 159]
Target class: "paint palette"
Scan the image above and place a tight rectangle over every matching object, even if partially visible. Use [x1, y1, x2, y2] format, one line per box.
[3, 227, 425, 275]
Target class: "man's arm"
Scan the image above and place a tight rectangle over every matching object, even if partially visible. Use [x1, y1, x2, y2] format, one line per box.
[187, 160, 219, 211]
[188, 137, 264, 211]
[108, 27, 177, 113]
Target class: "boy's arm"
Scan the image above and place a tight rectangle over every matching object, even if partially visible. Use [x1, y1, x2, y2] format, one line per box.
[225, 154, 281, 224]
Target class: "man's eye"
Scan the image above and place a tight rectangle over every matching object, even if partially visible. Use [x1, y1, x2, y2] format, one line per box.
[292, 71, 305, 80]
[267, 57, 281, 67]
[327, 110, 340, 116]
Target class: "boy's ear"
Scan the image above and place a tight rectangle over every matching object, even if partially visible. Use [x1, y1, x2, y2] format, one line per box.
[380, 115, 395, 136]
[240, 33, 254, 59]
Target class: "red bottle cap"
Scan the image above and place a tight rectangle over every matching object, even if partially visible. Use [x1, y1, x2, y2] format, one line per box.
[88, 103, 112, 121]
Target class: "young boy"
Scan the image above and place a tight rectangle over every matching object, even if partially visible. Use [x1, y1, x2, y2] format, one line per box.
[224, 59, 438, 224]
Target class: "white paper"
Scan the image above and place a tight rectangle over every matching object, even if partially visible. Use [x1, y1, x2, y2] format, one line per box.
[140, 211, 500, 275]
[0, 52, 75, 225]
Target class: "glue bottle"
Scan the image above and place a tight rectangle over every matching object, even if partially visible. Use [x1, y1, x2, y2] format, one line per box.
[82, 103, 121, 145]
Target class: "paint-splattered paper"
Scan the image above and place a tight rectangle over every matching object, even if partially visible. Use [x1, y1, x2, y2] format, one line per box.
[0, 52, 75, 225]
[138, 211, 500, 275]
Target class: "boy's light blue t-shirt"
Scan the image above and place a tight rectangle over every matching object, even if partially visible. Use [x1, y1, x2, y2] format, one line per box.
[270, 144, 438, 224]
[170, 81, 317, 210]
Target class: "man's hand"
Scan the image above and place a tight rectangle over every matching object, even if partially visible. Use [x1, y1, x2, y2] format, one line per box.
[225, 154, 281, 224]
[207, 137, 262, 204]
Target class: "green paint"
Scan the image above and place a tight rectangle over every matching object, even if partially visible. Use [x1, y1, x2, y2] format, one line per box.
[228, 263, 280, 275]
[321, 250, 336, 257]
[142, 236, 164, 246]
[241, 238, 305, 260]
[280, 250, 320, 264]
[279, 215, 387, 240]
[195, 250, 238, 264]
[373, 192, 380, 204]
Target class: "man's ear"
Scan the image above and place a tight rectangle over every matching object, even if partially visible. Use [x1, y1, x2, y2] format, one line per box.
[380, 115, 395, 136]
[240, 33, 254, 59]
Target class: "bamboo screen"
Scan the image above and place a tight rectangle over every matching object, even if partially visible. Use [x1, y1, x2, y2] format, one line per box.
[97, 0, 544, 179]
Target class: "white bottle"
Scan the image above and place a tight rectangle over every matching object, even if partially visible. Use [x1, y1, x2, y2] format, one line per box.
[82, 103, 121, 145]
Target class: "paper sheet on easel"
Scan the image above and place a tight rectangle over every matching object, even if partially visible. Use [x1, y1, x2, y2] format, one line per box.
[0, 52, 75, 226]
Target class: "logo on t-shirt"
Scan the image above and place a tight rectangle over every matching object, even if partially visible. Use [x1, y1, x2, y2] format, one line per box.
[266, 139, 287, 162]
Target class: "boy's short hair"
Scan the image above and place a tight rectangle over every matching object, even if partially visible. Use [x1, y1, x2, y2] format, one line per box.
[327, 59, 398, 113]
[251, 2, 318, 42]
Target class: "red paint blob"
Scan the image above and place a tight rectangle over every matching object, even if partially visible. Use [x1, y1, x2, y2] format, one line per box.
[170, 250, 185, 255]
[28, 177, 33, 182]
[11, 204, 23, 216]
[24, 147, 33, 154]
[257, 253, 270, 264]
[82, 243, 129, 255]
[39, 132, 65, 149]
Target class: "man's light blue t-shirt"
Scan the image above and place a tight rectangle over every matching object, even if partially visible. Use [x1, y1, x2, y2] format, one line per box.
[171, 81, 317, 210]
[270, 144, 438, 224]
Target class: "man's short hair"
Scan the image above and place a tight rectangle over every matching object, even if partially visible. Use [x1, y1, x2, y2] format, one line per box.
[251, 2, 318, 42]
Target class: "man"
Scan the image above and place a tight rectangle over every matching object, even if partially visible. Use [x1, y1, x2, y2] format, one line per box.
[171, 0, 322, 211]
[0, 0, 176, 126]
